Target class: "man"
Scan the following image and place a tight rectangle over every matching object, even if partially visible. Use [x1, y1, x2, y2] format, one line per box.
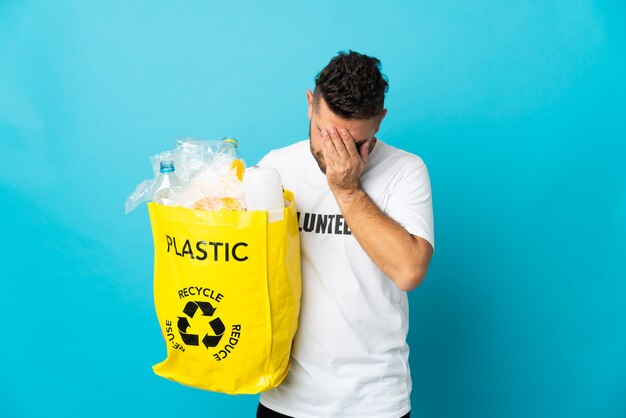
[256, 50, 435, 418]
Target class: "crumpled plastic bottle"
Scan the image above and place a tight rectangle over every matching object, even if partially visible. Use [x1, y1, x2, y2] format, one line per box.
[125, 137, 247, 213]
[152, 160, 184, 206]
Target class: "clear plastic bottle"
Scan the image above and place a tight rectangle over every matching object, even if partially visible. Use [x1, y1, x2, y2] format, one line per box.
[222, 137, 245, 181]
[152, 160, 184, 206]
[219, 137, 239, 158]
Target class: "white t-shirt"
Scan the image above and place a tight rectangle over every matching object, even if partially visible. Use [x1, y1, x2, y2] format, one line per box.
[258, 139, 435, 418]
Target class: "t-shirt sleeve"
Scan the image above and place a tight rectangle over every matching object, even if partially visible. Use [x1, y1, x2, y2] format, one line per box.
[385, 158, 435, 252]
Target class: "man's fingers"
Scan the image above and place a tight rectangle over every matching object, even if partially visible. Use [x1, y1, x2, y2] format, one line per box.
[321, 130, 337, 164]
[328, 127, 350, 159]
[338, 128, 359, 157]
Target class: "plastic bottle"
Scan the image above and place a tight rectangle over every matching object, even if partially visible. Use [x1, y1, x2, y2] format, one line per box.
[152, 160, 184, 206]
[220, 137, 239, 158]
[222, 137, 245, 181]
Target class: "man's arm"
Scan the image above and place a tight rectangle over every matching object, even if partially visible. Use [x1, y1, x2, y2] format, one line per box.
[321, 127, 433, 291]
[335, 187, 433, 291]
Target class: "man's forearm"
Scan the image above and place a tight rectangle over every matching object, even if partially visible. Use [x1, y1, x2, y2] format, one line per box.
[319, 126, 432, 290]
[333, 187, 433, 291]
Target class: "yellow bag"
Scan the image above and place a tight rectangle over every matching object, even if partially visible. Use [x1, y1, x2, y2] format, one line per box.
[147, 190, 301, 394]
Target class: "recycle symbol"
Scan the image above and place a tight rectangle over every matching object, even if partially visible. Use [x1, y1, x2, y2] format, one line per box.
[177, 301, 225, 349]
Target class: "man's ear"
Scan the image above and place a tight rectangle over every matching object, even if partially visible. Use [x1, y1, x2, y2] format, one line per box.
[307, 90, 314, 120]
[374, 108, 388, 134]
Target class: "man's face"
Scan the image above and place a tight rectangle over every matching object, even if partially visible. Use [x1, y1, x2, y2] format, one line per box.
[307, 90, 386, 174]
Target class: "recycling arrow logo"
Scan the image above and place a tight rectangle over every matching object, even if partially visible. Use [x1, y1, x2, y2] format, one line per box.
[177, 301, 225, 349]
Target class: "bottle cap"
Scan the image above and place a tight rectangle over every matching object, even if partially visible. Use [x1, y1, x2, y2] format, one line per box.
[160, 160, 175, 173]
[222, 137, 238, 148]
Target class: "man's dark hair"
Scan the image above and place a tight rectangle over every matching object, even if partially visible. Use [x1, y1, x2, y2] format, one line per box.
[314, 50, 389, 119]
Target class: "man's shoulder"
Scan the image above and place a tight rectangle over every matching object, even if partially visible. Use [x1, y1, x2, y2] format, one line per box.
[376, 140, 428, 172]
[257, 140, 309, 167]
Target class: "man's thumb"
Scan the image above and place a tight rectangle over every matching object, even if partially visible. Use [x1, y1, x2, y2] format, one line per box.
[360, 141, 369, 163]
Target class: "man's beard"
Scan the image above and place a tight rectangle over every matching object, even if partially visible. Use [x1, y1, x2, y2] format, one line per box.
[309, 121, 327, 174]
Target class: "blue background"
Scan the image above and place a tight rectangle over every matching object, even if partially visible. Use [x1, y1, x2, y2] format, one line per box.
[1, 1, 625, 417]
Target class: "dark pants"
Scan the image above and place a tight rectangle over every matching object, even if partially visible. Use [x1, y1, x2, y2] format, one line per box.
[257, 403, 410, 418]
